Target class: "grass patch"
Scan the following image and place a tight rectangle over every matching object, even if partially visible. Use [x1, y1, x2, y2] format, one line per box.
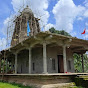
[0, 82, 20, 88]
[0, 82, 33, 88]
[69, 86, 83, 88]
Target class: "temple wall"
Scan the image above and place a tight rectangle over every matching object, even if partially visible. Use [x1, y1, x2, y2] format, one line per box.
[47, 46, 59, 73]
[16, 46, 74, 74]
[67, 48, 75, 72]
[17, 50, 29, 74]
[31, 47, 43, 73]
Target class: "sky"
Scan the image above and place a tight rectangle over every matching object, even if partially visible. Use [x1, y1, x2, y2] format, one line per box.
[0, 0, 88, 50]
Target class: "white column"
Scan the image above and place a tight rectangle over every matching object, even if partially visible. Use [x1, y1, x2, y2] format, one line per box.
[15, 53, 17, 74]
[63, 45, 67, 73]
[29, 48, 32, 74]
[43, 42, 47, 74]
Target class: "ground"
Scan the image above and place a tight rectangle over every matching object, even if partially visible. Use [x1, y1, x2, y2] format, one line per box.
[0, 82, 83, 88]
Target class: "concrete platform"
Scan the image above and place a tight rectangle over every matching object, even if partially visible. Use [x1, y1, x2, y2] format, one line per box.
[0, 73, 88, 76]
[0, 73, 88, 88]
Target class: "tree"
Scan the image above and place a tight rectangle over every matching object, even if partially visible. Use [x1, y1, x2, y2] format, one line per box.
[73, 53, 82, 73]
[1, 59, 11, 73]
[49, 27, 71, 37]
[73, 53, 88, 73]
[83, 54, 88, 72]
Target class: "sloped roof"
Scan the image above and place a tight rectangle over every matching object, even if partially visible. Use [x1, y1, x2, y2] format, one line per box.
[1, 32, 88, 55]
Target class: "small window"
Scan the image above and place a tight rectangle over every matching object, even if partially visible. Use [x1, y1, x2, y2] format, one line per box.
[68, 60, 71, 70]
[33, 63, 35, 71]
[52, 59, 55, 70]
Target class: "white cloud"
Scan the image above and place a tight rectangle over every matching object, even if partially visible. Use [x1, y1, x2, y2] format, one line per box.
[84, 10, 88, 17]
[1, 14, 15, 37]
[83, 0, 88, 18]
[85, 22, 88, 26]
[0, 38, 7, 51]
[84, 0, 88, 7]
[84, 34, 88, 40]
[70, 32, 77, 37]
[52, 0, 85, 33]
[77, 17, 83, 21]
[44, 23, 54, 31]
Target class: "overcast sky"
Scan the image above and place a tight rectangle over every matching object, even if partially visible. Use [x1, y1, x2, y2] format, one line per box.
[0, 0, 88, 50]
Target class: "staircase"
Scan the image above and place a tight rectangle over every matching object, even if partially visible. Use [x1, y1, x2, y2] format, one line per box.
[75, 75, 88, 88]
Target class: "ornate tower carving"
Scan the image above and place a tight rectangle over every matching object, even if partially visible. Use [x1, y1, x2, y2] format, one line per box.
[11, 6, 40, 46]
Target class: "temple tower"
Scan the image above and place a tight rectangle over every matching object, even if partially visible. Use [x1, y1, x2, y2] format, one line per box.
[11, 6, 40, 46]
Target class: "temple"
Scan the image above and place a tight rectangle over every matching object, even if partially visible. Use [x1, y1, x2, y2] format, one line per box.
[0, 6, 88, 74]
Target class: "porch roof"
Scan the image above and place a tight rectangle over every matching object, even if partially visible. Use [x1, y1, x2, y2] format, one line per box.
[1, 32, 88, 55]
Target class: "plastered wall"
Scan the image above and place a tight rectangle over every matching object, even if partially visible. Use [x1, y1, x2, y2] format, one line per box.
[16, 46, 74, 74]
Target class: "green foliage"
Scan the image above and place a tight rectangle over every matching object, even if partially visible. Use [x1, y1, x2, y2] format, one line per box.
[73, 53, 88, 73]
[73, 53, 82, 73]
[0, 82, 20, 88]
[0, 82, 32, 88]
[49, 27, 71, 37]
[83, 54, 88, 72]
[69, 86, 83, 88]
[1, 59, 11, 73]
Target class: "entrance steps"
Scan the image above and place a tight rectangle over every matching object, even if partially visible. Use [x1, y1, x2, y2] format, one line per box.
[41, 83, 76, 88]
[78, 75, 88, 80]
[75, 75, 88, 88]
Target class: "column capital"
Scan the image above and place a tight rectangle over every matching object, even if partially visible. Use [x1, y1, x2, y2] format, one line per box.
[43, 42, 47, 45]
[63, 39, 72, 44]
[13, 52, 18, 55]
[62, 44, 71, 48]
[62, 45, 67, 47]
[28, 47, 32, 50]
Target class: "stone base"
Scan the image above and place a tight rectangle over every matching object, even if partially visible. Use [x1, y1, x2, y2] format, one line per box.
[41, 83, 75, 88]
[0, 74, 75, 88]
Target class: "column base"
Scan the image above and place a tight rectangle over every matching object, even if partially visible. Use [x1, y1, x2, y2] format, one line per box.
[42, 72, 48, 74]
[29, 73, 31, 74]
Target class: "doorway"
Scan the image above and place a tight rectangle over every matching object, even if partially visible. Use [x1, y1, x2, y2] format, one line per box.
[57, 55, 64, 73]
